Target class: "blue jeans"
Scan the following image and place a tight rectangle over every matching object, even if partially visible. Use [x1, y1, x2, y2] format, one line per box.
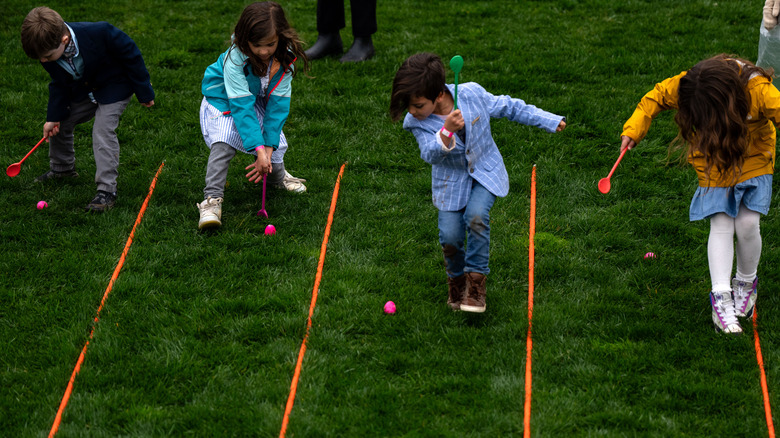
[438, 181, 496, 278]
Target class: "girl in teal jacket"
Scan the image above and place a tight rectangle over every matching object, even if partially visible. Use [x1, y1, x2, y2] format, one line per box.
[197, 1, 309, 230]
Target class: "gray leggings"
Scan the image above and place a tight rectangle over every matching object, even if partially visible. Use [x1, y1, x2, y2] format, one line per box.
[48, 97, 131, 193]
[203, 142, 286, 199]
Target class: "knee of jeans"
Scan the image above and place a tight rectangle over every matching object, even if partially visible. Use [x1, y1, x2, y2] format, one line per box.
[439, 228, 462, 247]
[464, 210, 489, 234]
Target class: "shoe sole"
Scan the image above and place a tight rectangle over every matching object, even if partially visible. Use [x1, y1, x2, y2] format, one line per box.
[272, 184, 306, 193]
[35, 172, 79, 182]
[85, 204, 114, 212]
[198, 219, 221, 230]
[714, 326, 743, 335]
[460, 304, 486, 313]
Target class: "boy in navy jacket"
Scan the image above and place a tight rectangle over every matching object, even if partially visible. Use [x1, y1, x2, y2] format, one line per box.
[21, 7, 155, 212]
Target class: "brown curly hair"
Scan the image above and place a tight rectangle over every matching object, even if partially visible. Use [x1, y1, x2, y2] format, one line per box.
[673, 54, 773, 185]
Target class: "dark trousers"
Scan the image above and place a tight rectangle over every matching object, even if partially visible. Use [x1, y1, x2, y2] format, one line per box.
[316, 0, 377, 36]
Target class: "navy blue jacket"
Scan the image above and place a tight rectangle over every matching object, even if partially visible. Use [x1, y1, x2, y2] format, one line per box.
[41, 22, 154, 122]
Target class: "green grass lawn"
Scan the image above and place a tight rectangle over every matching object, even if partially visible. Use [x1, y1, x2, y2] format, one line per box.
[2, 0, 780, 436]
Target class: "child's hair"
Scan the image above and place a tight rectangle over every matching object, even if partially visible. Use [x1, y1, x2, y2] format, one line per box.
[231, 1, 309, 78]
[390, 53, 448, 122]
[672, 54, 774, 185]
[21, 7, 68, 59]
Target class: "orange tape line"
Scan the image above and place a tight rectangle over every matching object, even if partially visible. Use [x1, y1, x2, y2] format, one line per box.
[48, 162, 165, 438]
[753, 308, 776, 438]
[279, 162, 346, 438]
[524, 165, 536, 438]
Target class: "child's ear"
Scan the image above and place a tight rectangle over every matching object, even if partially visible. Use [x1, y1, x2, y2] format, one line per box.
[61, 34, 69, 45]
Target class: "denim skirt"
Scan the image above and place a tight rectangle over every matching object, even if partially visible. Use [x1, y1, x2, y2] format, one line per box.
[689, 174, 772, 221]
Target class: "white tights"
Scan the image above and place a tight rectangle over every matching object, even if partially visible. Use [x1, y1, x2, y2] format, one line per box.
[708, 204, 762, 292]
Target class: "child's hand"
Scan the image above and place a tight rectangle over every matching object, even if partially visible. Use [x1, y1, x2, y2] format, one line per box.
[140, 100, 155, 108]
[43, 121, 60, 139]
[556, 120, 567, 132]
[245, 147, 272, 183]
[620, 135, 637, 152]
[765, 0, 780, 30]
[444, 109, 465, 132]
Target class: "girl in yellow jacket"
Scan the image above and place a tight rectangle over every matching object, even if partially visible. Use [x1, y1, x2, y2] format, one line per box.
[621, 54, 780, 334]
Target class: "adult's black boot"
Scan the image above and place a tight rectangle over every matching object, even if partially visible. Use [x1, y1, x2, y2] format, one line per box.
[339, 36, 374, 62]
[305, 32, 343, 60]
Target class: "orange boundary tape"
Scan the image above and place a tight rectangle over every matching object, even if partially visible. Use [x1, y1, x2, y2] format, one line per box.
[279, 162, 346, 438]
[48, 162, 165, 438]
[524, 165, 536, 438]
[753, 308, 776, 438]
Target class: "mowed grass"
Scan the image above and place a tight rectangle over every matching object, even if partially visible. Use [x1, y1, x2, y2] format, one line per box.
[2, 0, 780, 436]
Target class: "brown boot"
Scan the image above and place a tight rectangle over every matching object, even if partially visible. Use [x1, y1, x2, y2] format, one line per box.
[447, 275, 466, 311]
[461, 272, 486, 313]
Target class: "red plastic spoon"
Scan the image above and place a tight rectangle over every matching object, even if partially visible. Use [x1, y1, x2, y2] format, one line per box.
[7, 137, 46, 177]
[598, 148, 628, 194]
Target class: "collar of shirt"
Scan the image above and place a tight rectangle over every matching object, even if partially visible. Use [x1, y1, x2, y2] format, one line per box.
[62, 24, 78, 58]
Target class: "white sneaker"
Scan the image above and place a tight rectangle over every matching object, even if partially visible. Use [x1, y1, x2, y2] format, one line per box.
[732, 277, 758, 318]
[197, 197, 223, 230]
[710, 291, 742, 334]
[271, 170, 307, 193]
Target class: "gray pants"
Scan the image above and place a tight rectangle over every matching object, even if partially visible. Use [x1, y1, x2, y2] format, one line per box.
[204, 142, 286, 199]
[48, 97, 131, 193]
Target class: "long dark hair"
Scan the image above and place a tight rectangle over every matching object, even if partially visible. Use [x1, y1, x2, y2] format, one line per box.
[673, 54, 773, 184]
[230, 2, 309, 77]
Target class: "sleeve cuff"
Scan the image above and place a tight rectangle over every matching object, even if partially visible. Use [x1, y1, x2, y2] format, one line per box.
[436, 130, 456, 152]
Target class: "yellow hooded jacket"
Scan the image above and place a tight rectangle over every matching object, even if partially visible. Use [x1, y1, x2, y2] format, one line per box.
[622, 71, 780, 187]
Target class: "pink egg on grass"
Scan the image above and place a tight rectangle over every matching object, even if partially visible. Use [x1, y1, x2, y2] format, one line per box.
[384, 301, 396, 314]
[264, 224, 276, 235]
[37, 200, 48, 210]
[644, 252, 656, 259]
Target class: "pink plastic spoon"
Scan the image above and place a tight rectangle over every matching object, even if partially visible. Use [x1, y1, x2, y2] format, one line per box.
[257, 174, 268, 218]
[7, 137, 46, 177]
[598, 148, 628, 194]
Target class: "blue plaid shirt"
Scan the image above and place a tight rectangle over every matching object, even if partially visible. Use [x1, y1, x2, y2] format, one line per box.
[404, 82, 564, 211]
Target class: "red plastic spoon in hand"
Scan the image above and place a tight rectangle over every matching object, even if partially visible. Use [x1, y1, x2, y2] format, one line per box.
[598, 148, 628, 194]
[7, 136, 46, 177]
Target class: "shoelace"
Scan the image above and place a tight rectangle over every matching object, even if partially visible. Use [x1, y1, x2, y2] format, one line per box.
[734, 280, 754, 297]
[714, 292, 739, 326]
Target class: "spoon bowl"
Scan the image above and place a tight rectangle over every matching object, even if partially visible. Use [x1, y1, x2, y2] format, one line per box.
[597, 148, 628, 194]
[6, 137, 46, 178]
[449, 55, 464, 109]
[6, 163, 21, 177]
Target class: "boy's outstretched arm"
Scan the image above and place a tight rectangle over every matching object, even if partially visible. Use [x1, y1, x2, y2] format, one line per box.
[478, 83, 564, 132]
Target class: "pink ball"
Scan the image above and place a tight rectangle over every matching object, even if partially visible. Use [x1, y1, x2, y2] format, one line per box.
[384, 301, 396, 314]
[644, 252, 656, 259]
[37, 200, 48, 210]
[264, 224, 276, 235]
